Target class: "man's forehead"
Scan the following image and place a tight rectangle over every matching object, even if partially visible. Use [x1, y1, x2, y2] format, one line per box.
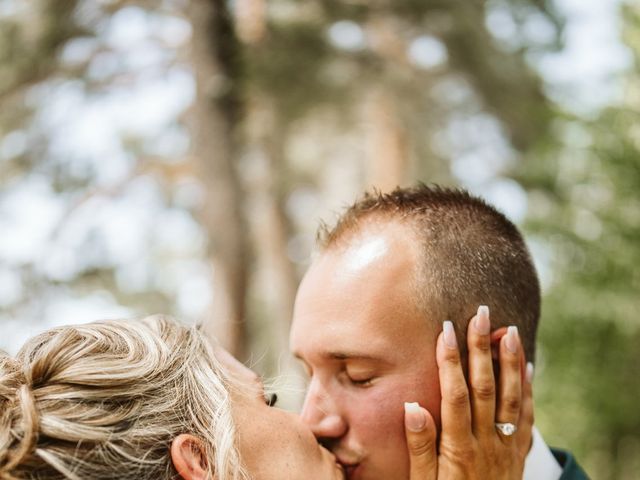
[290, 293, 435, 365]
[337, 235, 389, 272]
[321, 218, 417, 256]
[305, 231, 419, 294]
[290, 220, 434, 356]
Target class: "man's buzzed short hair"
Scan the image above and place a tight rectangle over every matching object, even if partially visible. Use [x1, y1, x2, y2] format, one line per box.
[317, 184, 541, 362]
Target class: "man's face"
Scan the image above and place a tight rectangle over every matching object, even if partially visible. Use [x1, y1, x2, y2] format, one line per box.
[290, 221, 441, 480]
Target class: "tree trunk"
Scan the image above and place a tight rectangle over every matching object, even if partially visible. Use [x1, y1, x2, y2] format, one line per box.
[187, 0, 249, 358]
[240, 81, 303, 407]
[234, 0, 266, 45]
[365, 87, 408, 192]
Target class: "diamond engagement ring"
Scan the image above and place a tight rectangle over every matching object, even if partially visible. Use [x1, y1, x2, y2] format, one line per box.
[495, 422, 517, 436]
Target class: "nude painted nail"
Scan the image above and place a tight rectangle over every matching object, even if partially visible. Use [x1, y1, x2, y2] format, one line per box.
[526, 362, 535, 384]
[474, 305, 490, 335]
[506, 326, 519, 354]
[404, 402, 426, 432]
[443, 321, 457, 349]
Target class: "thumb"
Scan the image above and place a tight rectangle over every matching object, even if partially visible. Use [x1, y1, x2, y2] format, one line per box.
[404, 402, 438, 480]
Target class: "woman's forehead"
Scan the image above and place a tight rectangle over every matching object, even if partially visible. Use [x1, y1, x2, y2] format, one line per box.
[214, 346, 262, 390]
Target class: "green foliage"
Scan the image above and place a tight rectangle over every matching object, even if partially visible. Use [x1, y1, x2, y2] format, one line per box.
[519, 39, 640, 476]
[247, 21, 348, 121]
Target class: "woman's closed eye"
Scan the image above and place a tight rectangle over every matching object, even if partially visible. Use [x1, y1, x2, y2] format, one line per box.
[264, 392, 278, 407]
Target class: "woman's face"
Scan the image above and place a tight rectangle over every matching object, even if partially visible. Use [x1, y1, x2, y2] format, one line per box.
[216, 348, 345, 480]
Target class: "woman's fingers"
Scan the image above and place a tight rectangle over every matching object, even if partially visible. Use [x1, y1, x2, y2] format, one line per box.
[466, 305, 497, 436]
[429, 310, 532, 479]
[437, 321, 472, 442]
[495, 326, 523, 442]
[422, 312, 532, 480]
[404, 402, 438, 480]
[516, 362, 535, 458]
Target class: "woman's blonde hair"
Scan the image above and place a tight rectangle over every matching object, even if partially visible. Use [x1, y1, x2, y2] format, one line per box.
[0, 315, 248, 480]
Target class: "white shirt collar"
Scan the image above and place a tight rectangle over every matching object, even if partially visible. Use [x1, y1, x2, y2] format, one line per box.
[523, 427, 563, 480]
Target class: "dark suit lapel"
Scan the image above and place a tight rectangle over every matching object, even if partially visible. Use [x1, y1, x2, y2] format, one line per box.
[551, 448, 590, 480]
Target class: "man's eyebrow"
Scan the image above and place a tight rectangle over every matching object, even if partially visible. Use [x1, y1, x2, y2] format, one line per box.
[327, 351, 386, 362]
[293, 350, 387, 362]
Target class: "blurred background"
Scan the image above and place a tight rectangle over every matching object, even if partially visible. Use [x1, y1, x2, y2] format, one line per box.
[1, 0, 639, 477]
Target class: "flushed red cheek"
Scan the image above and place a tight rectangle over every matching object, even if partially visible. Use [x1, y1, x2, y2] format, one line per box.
[341, 388, 414, 478]
[348, 387, 411, 444]
[347, 378, 441, 445]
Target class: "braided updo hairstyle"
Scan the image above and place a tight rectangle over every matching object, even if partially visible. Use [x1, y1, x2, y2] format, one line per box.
[0, 316, 248, 480]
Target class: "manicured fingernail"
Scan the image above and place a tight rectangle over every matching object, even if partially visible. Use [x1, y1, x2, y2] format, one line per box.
[404, 402, 426, 432]
[506, 326, 519, 354]
[526, 362, 535, 384]
[443, 321, 457, 349]
[474, 305, 490, 335]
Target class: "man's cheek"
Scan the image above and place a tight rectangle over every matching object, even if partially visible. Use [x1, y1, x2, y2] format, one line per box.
[395, 371, 441, 426]
[348, 387, 413, 479]
[349, 386, 411, 440]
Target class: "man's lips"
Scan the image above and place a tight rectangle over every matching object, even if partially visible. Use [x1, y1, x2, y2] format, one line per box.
[333, 449, 363, 478]
[337, 460, 361, 478]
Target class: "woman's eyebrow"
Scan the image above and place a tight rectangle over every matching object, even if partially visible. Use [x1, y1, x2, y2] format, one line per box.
[251, 373, 266, 392]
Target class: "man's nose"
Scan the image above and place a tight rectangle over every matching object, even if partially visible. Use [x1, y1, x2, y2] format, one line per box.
[300, 379, 347, 439]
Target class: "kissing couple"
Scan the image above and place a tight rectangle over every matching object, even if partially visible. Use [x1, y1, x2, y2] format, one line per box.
[0, 185, 587, 479]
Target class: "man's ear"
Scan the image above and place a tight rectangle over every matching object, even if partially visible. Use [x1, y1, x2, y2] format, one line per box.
[171, 434, 210, 480]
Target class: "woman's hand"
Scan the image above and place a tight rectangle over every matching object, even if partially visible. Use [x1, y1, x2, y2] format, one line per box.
[405, 305, 534, 479]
